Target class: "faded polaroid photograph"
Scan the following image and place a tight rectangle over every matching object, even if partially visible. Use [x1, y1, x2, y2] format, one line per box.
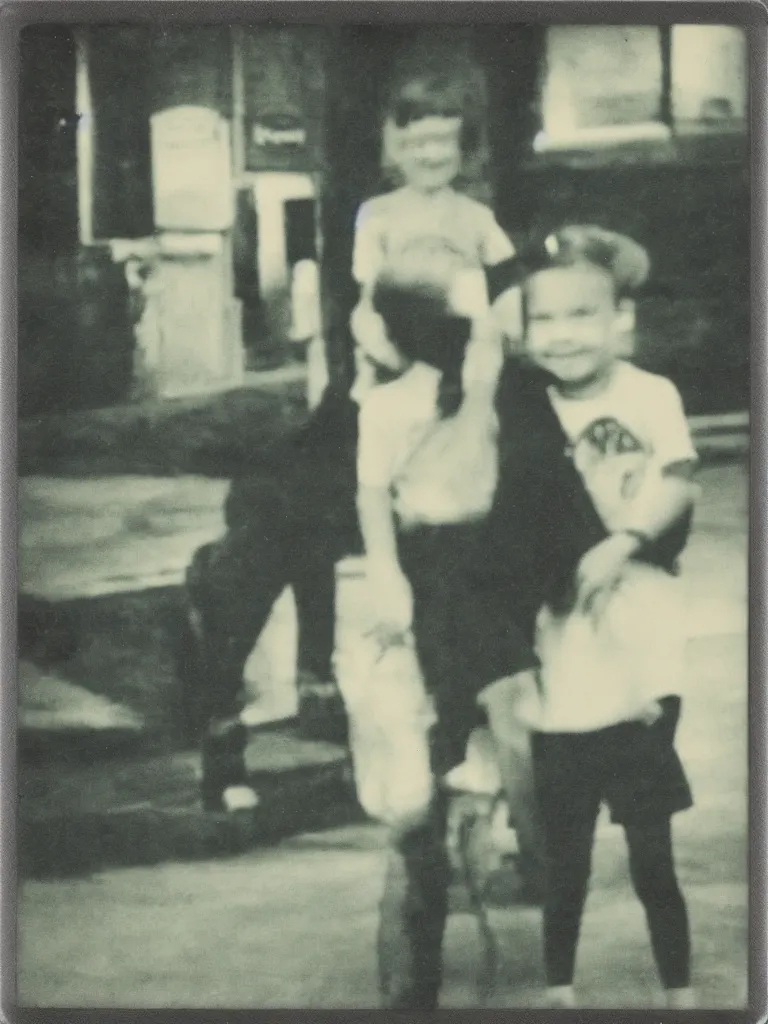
[15, 17, 752, 1013]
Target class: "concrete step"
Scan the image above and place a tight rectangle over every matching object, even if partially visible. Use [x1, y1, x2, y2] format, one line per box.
[19, 660, 144, 733]
[19, 727, 360, 880]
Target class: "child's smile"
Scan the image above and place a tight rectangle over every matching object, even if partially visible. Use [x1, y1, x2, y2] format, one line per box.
[396, 116, 462, 193]
[523, 266, 622, 391]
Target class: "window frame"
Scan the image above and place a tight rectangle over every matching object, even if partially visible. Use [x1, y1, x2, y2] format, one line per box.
[532, 24, 748, 156]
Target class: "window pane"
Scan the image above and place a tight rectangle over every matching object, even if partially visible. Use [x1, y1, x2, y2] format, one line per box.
[542, 26, 663, 137]
[671, 25, 747, 124]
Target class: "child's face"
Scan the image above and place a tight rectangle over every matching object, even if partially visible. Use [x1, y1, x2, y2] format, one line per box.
[395, 116, 462, 193]
[523, 265, 623, 386]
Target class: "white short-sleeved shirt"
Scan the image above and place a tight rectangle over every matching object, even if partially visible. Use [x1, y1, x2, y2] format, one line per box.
[357, 363, 441, 490]
[351, 187, 514, 402]
[547, 361, 698, 533]
[352, 187, 515, 290]
[533, 361, 698, 733]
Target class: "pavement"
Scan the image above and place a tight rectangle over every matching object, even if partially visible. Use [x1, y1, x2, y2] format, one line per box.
[17, 628, 748, 1008]
[16, 455, 748, 873]
[14, 448, 750, 1008]
[17, 411, 749, 723]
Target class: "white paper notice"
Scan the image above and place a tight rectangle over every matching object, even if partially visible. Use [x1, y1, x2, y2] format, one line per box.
[151, 106, 234, 232]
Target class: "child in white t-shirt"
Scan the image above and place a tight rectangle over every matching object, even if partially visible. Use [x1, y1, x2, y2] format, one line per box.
[510, 225, 699, 1010]
[349, 70, 514, 402]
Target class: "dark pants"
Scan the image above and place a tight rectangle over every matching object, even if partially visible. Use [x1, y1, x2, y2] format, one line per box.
[398, 525, 539, 778]
[533, 700, 692, 990]
[540, 814, 690, 990]
[378, 790, 451, 1010]
[183, 519, 345, 732]
[176, 391, 360, 806]
[375, 528, 544, 1010]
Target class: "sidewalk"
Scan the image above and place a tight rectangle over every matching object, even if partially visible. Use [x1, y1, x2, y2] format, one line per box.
[19, 412, 748, 601]
[17, 450, 748, 878]
[18, 483, 749, 1008]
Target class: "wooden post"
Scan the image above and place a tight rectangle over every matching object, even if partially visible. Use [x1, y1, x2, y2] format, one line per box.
[317, 27, 396, 390]
[474, 25, 546, 236]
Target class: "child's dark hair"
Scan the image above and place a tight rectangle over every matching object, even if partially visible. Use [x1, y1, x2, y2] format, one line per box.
[385, 71, 480, 154]
[372, 278, 470, 417]
[485, 226, 650, 306]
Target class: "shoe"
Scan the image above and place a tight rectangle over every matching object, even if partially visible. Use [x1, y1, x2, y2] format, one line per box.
[545, 985, 576, 1008]
[221, 785, 260, 812]
[201, 717, 257, 813]
[665, 987, 696, 1009]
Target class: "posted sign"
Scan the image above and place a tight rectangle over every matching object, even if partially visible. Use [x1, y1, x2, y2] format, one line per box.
[241, 25, 320, 173]
[246, 112, 309, 172]
[151, 106, 234, 232]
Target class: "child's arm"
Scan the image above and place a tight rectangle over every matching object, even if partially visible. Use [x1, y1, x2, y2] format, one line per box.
[479, 212, 523, 346]
[576, 380, 699, 612]
[577, 472, 699, 612]
[350, 288, 407, 372]
[350, 200, 406, 374]
[478, 206, 516, 267]
[356, 394, 413, 639]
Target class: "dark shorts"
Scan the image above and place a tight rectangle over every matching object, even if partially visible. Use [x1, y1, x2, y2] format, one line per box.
[532, 696, 693, 827]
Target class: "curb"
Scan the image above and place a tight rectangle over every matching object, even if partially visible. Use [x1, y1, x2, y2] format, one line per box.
[690, 413, 748, 460]
[19, 749, 363, 880]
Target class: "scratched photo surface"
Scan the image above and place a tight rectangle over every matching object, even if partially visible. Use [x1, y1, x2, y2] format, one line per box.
[17, 22, 749, 1010]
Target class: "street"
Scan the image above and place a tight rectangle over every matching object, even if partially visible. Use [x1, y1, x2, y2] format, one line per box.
[16, 461, 749, 1009]
[15, 15, 752, 1010]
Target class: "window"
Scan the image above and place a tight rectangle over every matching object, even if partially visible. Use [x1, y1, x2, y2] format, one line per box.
[76, 25, 232, 243]
[671, 25, 747, 128]
[535, 24, 748, 152]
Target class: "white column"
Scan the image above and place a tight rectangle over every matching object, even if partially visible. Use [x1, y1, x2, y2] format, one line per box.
[74, 28, 94, 245]
[252, 171, 315, 300]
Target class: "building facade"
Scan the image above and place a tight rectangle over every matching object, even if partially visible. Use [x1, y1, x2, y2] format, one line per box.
[18, 23, 750, 417]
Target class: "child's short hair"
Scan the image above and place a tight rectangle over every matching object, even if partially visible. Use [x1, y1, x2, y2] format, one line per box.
[486, 225, 650, 302]
[372, 276, 471, 417]
[384, 71, 480, 153]
[372, 277, 471, 371]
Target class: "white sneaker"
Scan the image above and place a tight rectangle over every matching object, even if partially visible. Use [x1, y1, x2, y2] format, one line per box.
[545, 985, 576, 1008]
[665, 987, 696, 1009]
[222, 785, 260, 812]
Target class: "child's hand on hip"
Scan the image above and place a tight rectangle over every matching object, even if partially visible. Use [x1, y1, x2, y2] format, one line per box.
[576, 533, 640, 616]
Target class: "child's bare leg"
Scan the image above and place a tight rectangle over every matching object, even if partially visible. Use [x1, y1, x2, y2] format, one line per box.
[477, 671, 545, 893]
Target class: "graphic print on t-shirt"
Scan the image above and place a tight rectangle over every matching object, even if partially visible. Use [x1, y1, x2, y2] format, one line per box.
[569, 415, 649, 531]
